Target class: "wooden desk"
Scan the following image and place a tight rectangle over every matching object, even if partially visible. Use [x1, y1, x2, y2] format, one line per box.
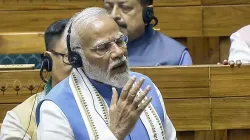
[1, 65, 250, 140]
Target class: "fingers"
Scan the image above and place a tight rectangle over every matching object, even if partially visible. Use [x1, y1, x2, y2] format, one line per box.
[119, 76, 136, 102]
[111, 87, 119, 107]
[126, 77, 145, 103]
[133, 85, 151, 108]
[236, 60, 242, 67]
[137, 97, 152, 114]
[229, 60, 235, 67]
[223, 59, 228, 65]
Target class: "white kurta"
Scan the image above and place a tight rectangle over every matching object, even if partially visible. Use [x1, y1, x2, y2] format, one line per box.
[228, 29, 250, 63]
[0, 111, 31, 140]
[37, 83, 177, 140]
[0, 92, 46, 140]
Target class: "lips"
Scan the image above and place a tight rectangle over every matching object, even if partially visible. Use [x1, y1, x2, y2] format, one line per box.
[110, 61, 127, 72]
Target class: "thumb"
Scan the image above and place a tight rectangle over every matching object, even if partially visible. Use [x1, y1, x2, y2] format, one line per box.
[111, 87, 118, 108]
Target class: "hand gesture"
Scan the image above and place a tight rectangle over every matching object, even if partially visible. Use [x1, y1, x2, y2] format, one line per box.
[109, 76, 152, 140]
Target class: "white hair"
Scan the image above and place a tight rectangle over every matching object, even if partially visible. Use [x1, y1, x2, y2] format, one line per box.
[63, 7, 129, 88]
[63, 7, 110, 52]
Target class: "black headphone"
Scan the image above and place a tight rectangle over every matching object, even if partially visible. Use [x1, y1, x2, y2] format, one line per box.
[142, 3, 158, 27]
[40, 53, 52, 83]
[66, 22, 83, 69]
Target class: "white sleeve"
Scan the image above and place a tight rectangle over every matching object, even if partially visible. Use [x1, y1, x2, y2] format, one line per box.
[153, 84, 177, 140]
[0, 111, 31, 140]
[37, 101, 74, 140]
[228, 32, 250, 63]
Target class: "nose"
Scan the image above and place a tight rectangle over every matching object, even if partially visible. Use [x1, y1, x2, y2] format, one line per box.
[110, 5, 121, 21]
[110, 43, 124, 59]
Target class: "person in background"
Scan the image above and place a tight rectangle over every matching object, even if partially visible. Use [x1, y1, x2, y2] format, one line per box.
[0, 19, 72, 140]
[217, 25, 250, 66]
[104, 0, 192, 66]
[228, 24, 250, 65]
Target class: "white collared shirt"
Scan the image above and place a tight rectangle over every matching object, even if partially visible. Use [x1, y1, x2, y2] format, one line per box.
[228, 31, 250, 63]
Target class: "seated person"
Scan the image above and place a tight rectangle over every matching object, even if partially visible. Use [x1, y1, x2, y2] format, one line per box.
[228, 24, 250, 64]
[36, 7, 177, 140]
[0, 19, 72, 140]
[104, 0, 192, 66]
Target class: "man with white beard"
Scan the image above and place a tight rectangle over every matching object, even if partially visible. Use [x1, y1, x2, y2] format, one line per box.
[36, 7, 176, 140]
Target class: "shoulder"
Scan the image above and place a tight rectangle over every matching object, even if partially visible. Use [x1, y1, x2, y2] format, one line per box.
[1, 110, 21, 126]
[129, 71, 152, 81]
[46, 77, 70, 99]
[39, 100, 66, 118]
[0, 110, 30, 139]
[231, 24, 250, 42]
[37, 100, 74, 139]
[237, 24, 250, 34]
[154, 31, 187, 49]
[129, 71, 155, 90]
[12, 93, 40, 115]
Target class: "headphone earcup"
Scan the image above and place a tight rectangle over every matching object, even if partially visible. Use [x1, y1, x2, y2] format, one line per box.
[68, 51, 83, 68]
[42, 55, 53, 72]
[143, 7, 154, 24]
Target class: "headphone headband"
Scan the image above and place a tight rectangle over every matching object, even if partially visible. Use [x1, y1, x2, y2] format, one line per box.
[66, 21, 83, 69]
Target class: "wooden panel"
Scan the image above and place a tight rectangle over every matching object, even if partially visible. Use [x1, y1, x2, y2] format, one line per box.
[174, 37, 187, 47]
[0, 70, 45, 98]
[30, 0, 43, 3]
[0, 7, 201, 38]
[177, 131, 194, 140]
[141, 67, 209, 98]
[57, 0, 70, 1]
[194, 130, 227, 140]
[203, 5, 250, 36]
[3, 0, 18, 3]
[219, 37, 231, 62]
[210, 65, 250, 97]
[165, 98, 211, 131]
[154, 0, 201, 6]
[0, 104, 17, 122]
[0, 95, 30, 104]
[212, 97, 250, 129]
[155, 6, 202, 37]
[202, 0, 250, 5]
[0, 33, 45, 54]
[228, 129, 250, 140]
[0, 2, 103, 10]
[187, 37, 220, 64]
[0, 10, 80, 32]
[18, 0, 31, 3]
[44, 0, 57, 2]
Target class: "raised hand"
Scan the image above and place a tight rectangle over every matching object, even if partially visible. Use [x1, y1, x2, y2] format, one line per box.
[109, 76, 152, 140]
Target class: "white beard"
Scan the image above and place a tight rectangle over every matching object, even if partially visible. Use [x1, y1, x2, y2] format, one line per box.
[80, 54, 130, 88]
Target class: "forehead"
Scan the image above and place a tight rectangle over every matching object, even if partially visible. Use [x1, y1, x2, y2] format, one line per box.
[80, 16, 121, 46]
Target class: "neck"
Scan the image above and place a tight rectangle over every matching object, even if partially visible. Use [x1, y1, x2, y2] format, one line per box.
[51, 76, 59, 87]
[128, 26, 145, 42]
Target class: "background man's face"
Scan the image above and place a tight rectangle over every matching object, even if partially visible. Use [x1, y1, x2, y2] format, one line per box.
[50, 39, 72, 85]
[104, 0, 145, 42]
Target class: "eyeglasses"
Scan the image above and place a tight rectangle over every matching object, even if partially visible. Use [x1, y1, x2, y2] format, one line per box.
[90, 35, 128, 56]
[49, 50, 70, 65]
